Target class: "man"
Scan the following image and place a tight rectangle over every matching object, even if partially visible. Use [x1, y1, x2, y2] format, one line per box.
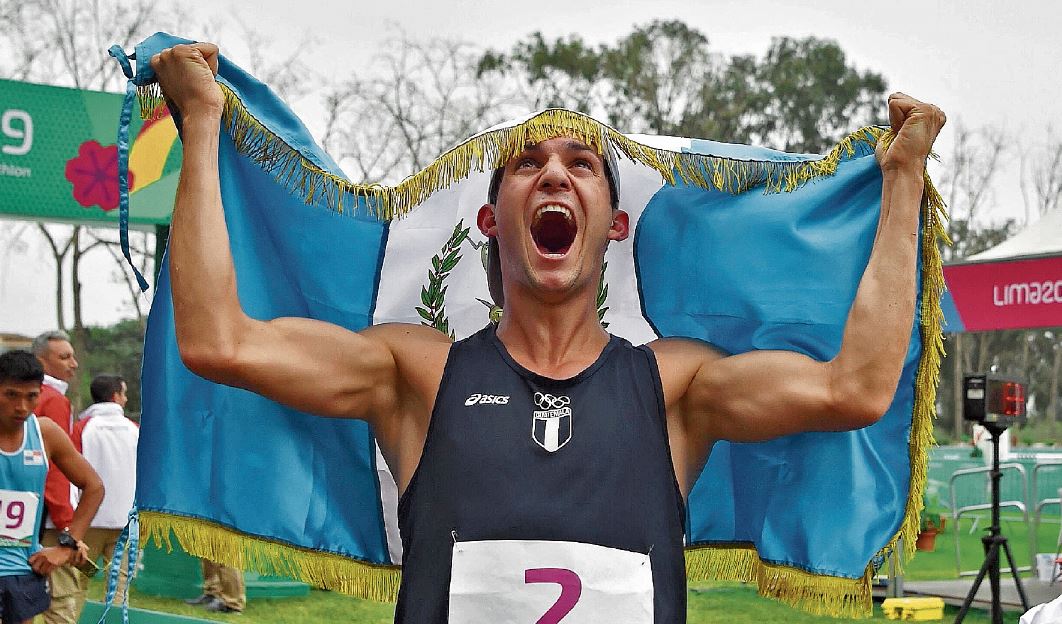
[151, 43, 944, 622]
[0, 351, 104, 624]
[31, 331, 78, 531]
[71, 374, 140, 610]
[183, 559, 246, 614]
[32, 331, 87, 624]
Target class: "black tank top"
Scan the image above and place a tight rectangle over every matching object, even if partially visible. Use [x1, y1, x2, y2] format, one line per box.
[395, 325, 687, 623]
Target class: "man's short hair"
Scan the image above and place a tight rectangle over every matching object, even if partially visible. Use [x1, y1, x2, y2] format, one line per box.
[90, 374, 125, 404]
[485, 144, 621, 307]
[31, 330, 71, 356]
[0, 350, 45, 385]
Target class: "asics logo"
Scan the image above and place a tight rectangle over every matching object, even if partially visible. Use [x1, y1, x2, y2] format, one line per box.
[534, 392, 570, 410]
[465, 393, 510, 406]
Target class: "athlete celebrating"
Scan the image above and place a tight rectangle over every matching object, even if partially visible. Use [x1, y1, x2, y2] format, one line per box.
[151, 42, 944, 622]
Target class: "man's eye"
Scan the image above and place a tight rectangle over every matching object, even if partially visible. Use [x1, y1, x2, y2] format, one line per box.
[516, 159, 538, 169]
[572, 159, 593, 170]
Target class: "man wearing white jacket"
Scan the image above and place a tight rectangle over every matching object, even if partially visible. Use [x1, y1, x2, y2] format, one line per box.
[71, 375, 138, 609]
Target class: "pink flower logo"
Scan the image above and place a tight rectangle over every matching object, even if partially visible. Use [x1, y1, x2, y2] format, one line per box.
[64, 140, 133, 211]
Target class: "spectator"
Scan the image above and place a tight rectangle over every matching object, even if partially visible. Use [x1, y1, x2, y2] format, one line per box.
[32, 331, 84, 624]
[72, 374, 139, 609]
[185, 560, 246, 614]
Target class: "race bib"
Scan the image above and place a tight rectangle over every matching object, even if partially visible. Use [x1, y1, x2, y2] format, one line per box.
[0, 489, 39, 548]
[449, 540, 653, 623]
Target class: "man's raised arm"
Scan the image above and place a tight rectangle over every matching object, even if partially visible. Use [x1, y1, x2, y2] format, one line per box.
[656, 93, 945, 467]
[150, 44, 446, 429]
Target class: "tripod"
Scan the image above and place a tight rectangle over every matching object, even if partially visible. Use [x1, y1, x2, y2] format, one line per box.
[954, 422, 1030, 624]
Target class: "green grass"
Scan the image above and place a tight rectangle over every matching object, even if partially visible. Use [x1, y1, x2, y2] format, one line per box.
[85, 580, 1007, 624]
[81, 514, 1057, 623]
[904, 512, 1059, 581]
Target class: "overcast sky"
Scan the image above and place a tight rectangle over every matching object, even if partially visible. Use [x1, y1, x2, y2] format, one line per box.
[3, 0, 1060, 336]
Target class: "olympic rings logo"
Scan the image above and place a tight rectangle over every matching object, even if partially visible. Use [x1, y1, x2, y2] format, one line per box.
[534, 392, 571, 410]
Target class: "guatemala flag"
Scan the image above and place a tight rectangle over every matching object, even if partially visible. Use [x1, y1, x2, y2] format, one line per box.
[119, 33, 944, 617]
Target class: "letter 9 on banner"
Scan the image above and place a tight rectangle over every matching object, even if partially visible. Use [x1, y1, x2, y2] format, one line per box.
[1, 110, 33, 156]
[448, 540, 653, 623]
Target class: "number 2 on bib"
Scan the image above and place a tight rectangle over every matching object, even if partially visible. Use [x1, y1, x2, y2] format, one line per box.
[525, 568, 581, 623]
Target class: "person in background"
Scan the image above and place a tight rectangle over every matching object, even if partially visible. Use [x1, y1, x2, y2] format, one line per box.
[71, 374, 139, 611]
[184, 560, 246, 614]
[0, 350, 103, 624]
[32, 331, 85, 624]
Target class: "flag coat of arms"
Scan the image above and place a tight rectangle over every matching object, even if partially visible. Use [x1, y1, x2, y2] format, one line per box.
[120, 33, 945, 617]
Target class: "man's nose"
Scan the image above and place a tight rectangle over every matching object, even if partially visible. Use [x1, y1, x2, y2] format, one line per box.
[537, 157, 572, 192]
[70, 357, 78, 370]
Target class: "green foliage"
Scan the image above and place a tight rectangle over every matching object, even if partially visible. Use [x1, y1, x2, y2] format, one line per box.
[417, 221, 470, 339]
[597, 261, 609, 328]
[76, 318, 146, 415]
[1013, 418, 1062, 446]
[480, 20, 889, 152]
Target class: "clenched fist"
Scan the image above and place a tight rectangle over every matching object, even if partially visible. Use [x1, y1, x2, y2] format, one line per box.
[875, 92, 947, 175]
[150, 43, 223, 122]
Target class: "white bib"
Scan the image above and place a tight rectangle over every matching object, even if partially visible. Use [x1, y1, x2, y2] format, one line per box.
[0, 489, 39, 548]
[449, 540, 654, 623]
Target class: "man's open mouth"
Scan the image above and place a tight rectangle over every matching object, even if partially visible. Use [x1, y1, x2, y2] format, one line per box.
[531, 205, 577, 256]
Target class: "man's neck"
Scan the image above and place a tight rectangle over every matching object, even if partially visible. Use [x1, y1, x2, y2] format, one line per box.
[496, 292, 610, 379]
[42, 374, 68, 396]
[0, 421, 24, 452]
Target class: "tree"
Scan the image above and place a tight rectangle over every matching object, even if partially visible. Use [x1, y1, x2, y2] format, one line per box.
[1021, 128, 1062, 221]
[78, 319, 146, 416]
[0, 0, 182, 405]
[479, 21, 888, 152]
[322, 32, 517, 185]
[746, 36, 887, 153]
[0, 1, 315, 406]
[933, 121, 1062, 440]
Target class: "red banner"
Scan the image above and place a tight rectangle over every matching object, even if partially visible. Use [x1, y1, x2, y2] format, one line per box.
[943, 256, 1062, 331]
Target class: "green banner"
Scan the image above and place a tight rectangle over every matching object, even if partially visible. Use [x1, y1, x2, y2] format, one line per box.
[0, 78, 180, 228]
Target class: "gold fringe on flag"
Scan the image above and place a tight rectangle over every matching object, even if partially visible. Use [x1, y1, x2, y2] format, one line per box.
[138, 85, 891, 221]
[139, 511, 400, 602]
[685, 544, 874, 617]
[135, 86, 947, 618]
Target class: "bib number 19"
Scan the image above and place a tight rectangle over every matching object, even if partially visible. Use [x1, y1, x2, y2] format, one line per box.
[0, 490, 38, 547]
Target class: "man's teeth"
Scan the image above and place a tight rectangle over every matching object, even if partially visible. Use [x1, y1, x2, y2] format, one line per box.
[534, 205, 573, 222]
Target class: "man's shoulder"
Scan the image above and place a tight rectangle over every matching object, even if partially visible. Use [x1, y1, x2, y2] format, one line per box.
[646, 336, 727, 360]
[36, 385, 69, 415]
[362, 322, 454, 351]
[362, 322, 453, 379]
[38, 383, 65, 402]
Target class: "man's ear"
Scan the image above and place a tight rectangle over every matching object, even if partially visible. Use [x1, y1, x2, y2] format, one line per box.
[477, 204, 498, 238]
[608, 209, 630, 242]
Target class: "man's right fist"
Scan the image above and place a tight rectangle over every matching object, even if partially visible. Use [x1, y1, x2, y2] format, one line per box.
[150, 43, 223, 120]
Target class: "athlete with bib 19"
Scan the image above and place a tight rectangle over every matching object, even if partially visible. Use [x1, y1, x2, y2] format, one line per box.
[0, 352, 104, 624]
[151, 42, 945, 623]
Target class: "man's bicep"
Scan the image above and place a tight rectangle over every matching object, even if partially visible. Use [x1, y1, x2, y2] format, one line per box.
[685, 348, 839, 443]
[41, 422, 98, 491]
[216, 316, 406, 421]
